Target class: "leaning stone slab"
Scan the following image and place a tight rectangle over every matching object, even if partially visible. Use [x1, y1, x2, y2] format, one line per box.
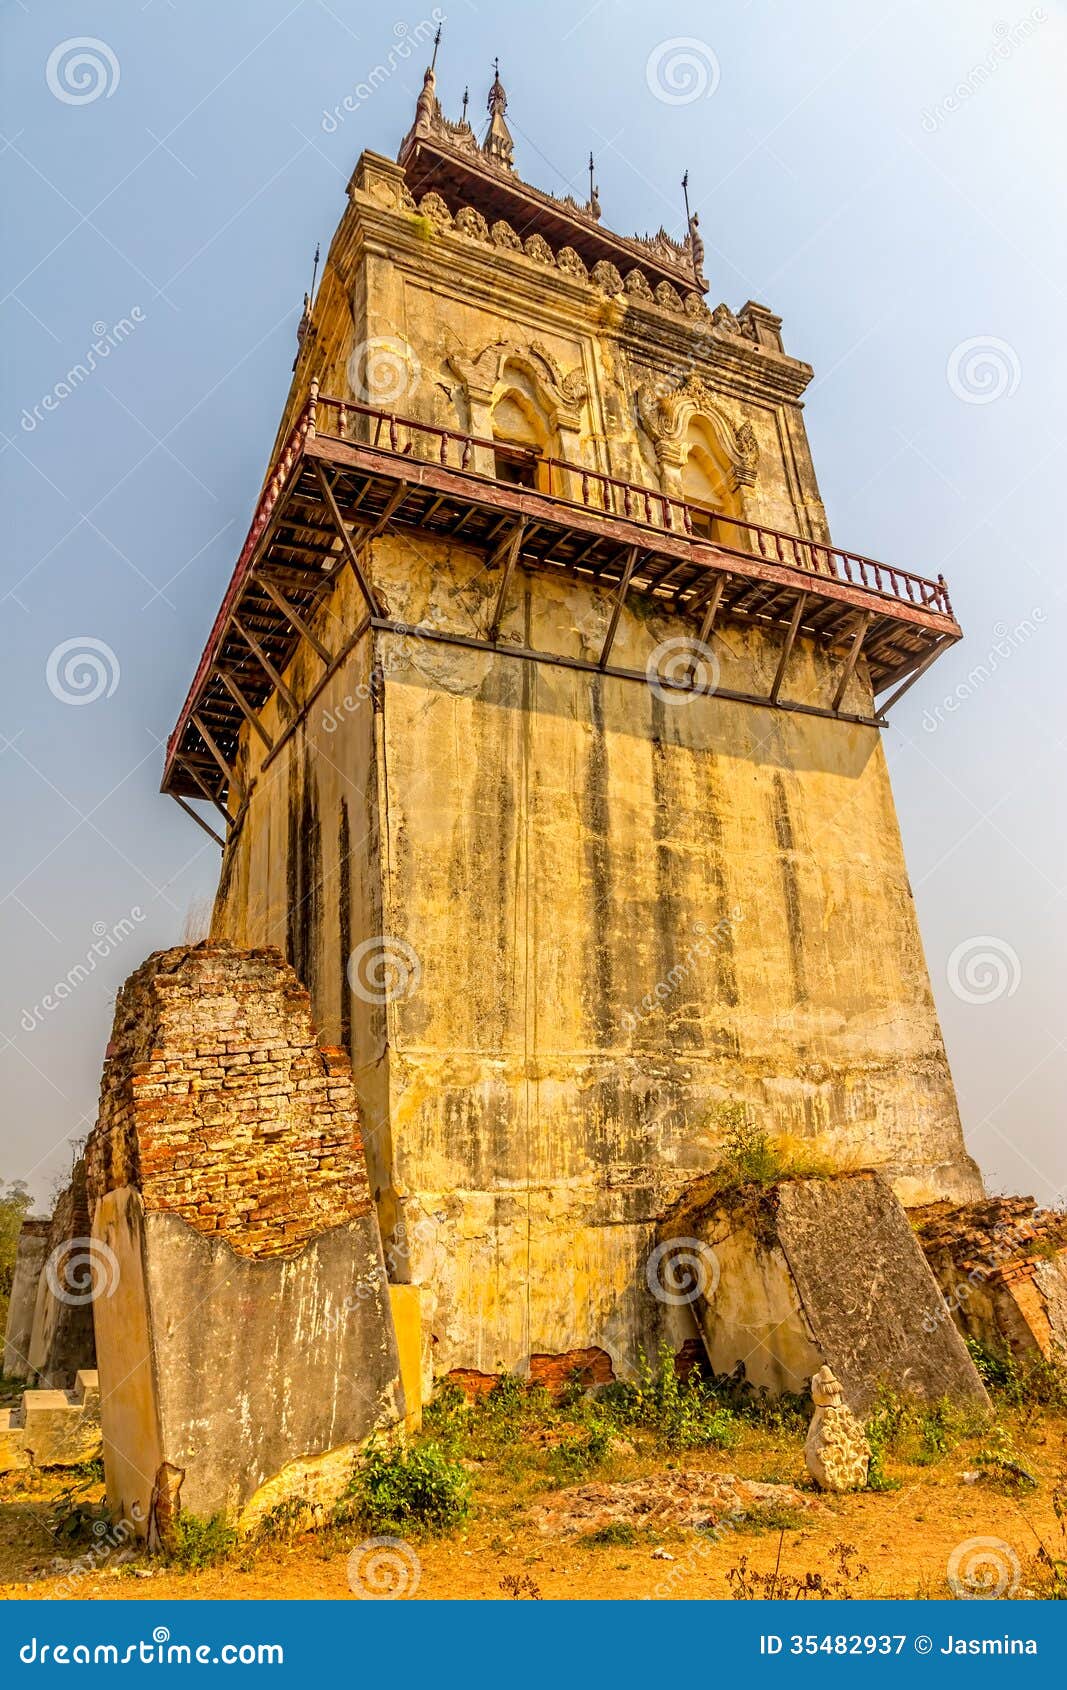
[85, 943, 405, 1543]
[26, 1159, 98, 1389]
[2, 1218, 50, 1379]
[658, 1170, 989, 1414]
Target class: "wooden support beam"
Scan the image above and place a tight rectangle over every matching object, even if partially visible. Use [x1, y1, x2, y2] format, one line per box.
[695, 574, 727, 647]
[769, 592, 808, 705]
[313, 459, 386, 615]
[876, 637, 949, 714]
[831, 610, 872, 713]
[599, 546, 640, 669]
[192, 711, 244, 801]
[218, 668, 274, 751]
[177, 756, 231, 825]
[232, 615, 299, 712]
[170, 792, 225, 849]
[487, 520, 528, 641]
[258, 576, 333, 665]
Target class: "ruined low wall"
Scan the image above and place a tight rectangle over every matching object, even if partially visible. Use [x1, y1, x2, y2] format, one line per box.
[26, 1162, 97, 1390]
[86, 943, 404, 1538]
[912, 1197, 1067, 1368]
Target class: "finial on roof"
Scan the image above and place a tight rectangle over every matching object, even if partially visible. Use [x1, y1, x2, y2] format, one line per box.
[483, 59, 514, 170]
[681, 169, 705, 284]
[430, 22, 442, 72]
[588, 151, 601, 221]
[461, 85, 469, 125]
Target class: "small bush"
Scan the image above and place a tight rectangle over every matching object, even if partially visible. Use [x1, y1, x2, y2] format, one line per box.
[605, 1345, 739, 1452]
[547, 1423, 612, 1483]
[340, 1440, 471, 1535]
[967, 1338, 1067, 1414]
[166, 1512, 237, 1570]
[585, 1521, 637, 1546]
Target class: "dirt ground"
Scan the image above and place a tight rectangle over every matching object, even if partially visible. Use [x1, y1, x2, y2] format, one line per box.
[2, 1399, 1065, 1602]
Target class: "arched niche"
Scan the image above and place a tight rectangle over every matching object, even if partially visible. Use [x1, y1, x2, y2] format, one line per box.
[490, 364, 558, 492]
[680, 417, 742, 543]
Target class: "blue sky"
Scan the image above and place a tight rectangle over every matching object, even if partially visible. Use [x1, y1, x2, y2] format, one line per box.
[1, 0, 1064, 1208]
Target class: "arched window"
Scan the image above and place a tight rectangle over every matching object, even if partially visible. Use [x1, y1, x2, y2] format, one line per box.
[681, 418, 739, 544]
[490, 368, 555, 492]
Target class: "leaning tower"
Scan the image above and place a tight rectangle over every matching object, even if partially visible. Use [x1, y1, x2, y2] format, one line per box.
[163, 60, 981, 1379]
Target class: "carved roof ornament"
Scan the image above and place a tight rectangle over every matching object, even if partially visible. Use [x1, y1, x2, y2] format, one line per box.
[447, 339, 589, 429]
[483, 60, 515, 171]
[635, 373, 761, 487]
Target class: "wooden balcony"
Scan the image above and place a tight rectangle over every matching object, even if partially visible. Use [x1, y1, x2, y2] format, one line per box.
[162, 391, 962, 824]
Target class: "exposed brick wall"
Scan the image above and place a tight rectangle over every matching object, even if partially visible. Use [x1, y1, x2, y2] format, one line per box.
[86, 943, 372, 1260]
[912, 1196, 1067, 1278]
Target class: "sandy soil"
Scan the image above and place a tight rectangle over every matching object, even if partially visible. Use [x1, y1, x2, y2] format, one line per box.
[2, 1411, 1064, 1603]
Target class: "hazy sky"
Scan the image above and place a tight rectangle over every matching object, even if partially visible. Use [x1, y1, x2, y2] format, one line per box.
[2, 0, 1064, 1209]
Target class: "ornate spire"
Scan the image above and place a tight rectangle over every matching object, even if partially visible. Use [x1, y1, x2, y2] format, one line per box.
[483, 58, 515, 170]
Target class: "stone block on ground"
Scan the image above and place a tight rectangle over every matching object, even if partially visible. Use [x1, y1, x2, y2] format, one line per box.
[85, 942, 405, 1542]
[804, 1365, 870, 1492]
[658, 1169, 989, 1415]
[530, 1471, 819, 1537]
[0, 1370, 102, 1473]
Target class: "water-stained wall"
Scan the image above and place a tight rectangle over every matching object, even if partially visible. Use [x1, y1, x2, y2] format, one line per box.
[211, 532, 982, 1378]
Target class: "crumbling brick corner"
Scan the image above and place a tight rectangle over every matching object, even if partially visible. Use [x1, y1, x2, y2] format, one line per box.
[86, 941, 406, 1540]
[911, 1196, 1067, 1368]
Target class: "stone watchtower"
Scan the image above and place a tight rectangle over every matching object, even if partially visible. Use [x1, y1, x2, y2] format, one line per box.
[162, 60, 981, 1381]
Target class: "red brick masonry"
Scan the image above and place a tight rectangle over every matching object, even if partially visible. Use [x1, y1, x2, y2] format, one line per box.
[86, 942, 372, 1259]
